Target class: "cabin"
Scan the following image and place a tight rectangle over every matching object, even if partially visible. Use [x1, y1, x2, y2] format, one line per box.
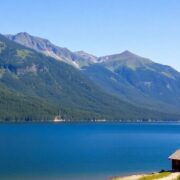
[169, 149, 180, 171]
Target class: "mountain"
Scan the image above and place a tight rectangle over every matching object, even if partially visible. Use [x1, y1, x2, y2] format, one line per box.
[83, 51, 180, 113]
[98, 50, 153, 69]
[75, 51, 98, 63]
[6, 32, 180, 116]
[1, 33, 171, 121]
[5, 32, 84, 68]
[5, 32, 100, 68]
[74, 51, 98, 67]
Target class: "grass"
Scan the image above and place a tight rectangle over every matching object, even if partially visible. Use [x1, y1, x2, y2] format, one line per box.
[16, 49, 33, 59]
[174, 176, 180, 180]
[139, 172, 171, 180]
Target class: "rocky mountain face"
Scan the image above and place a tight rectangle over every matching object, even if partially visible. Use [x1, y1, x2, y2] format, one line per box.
[75, 51, 98, 62]
[5, 32, 180, 116]
[5, 32, 85, 68]
[5, 33, 103, 68]
[74, 51, 99, 67]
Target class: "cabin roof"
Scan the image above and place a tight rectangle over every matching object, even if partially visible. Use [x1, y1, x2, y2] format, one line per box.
[169, 149, 180, 160]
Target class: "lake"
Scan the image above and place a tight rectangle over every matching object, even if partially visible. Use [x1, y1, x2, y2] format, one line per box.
[0, 122, 180, 180]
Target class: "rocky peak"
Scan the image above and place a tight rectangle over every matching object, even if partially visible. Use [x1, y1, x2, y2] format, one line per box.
[75, 51, 98, 63]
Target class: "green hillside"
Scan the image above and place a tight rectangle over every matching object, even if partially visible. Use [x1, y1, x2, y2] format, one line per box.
[0, 86, 58, 121]
[0, 34, 179, 121]
[7, 33, 180, 116]
[83, 51, 180, 114]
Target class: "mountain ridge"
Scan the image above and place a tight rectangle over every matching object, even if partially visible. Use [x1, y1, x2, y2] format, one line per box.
[5, 32, 83, 68]
[1, 33, 173, 121]
[5, 32, 157, 69]
[5, 32, 180, 117]
[6, 32, 179, 72]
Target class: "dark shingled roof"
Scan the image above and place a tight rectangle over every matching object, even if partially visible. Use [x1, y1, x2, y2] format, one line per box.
[169, 149, 180, 160]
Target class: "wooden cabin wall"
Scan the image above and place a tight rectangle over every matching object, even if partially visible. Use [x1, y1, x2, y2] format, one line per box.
[172, 160, 180, 171]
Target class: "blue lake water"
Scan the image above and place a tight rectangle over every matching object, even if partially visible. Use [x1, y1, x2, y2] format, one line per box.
[0, 122, 180, 180]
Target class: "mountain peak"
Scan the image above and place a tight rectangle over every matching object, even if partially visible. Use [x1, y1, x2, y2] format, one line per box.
[16, 32, 30, 36]
[5, 32, 33, 42]
[75, 50, 86, 54]
[98, 50, 153, 70]
[75, 51, 98, 63]
[121, 50, 132, 54]
[120, 50, 141, 58]
[75, 51, 97, 57]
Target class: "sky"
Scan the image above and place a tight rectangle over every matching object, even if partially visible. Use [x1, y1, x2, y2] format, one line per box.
[0, 0, 180, 70]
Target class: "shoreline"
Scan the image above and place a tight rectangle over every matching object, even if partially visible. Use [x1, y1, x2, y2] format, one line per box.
[111, 171, 180, 180]
[0, 120, 180, 124]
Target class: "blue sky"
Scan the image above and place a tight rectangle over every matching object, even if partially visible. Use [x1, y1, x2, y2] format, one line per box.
[1, 0, 180, 70]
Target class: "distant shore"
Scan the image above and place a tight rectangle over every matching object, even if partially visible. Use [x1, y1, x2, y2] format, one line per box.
[1, 119, 180, 123]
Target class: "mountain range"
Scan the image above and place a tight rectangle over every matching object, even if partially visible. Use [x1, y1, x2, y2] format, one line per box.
[0, 32, 180, 121]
